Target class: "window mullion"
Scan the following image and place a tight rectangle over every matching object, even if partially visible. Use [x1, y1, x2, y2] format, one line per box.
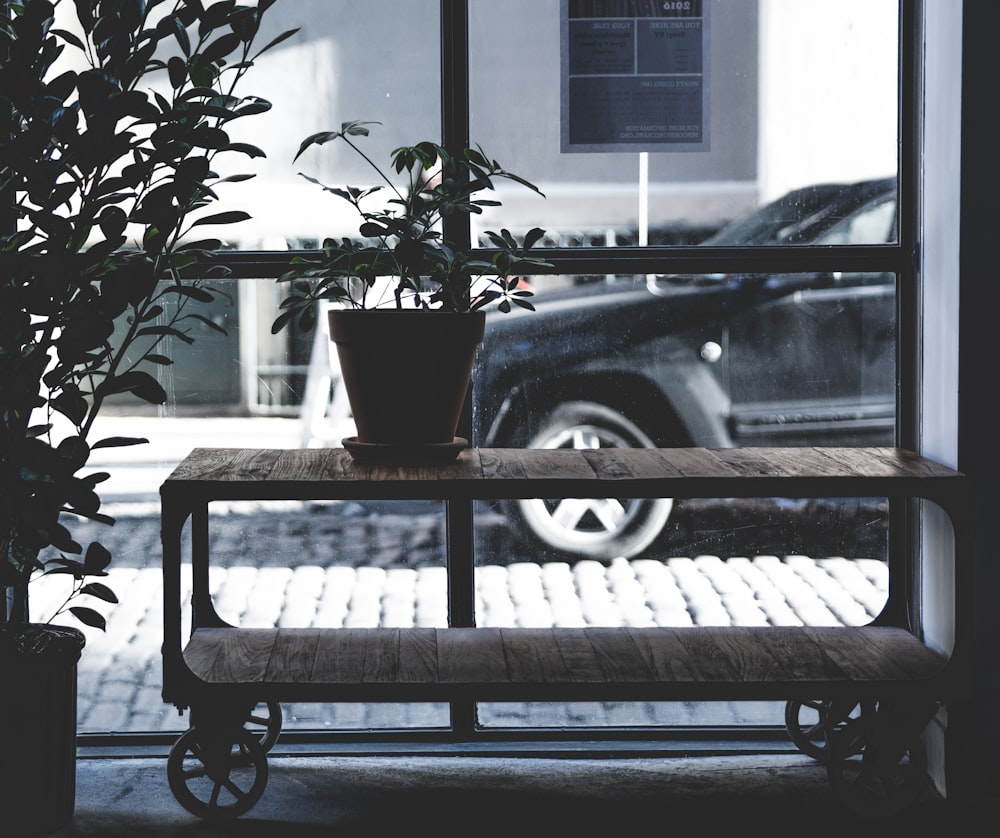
[466, 244, 904, 280]
[440, 0, 471, 253]
[441, 0, 477, 742]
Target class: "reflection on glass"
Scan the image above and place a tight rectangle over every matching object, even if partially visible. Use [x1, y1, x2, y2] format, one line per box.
[215, 0, 441, 251]
[470, 0, 898, 243]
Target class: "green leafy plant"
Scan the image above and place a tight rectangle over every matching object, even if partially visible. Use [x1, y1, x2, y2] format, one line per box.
[1, 0, 296, 632]
[272, 120, 550, 334]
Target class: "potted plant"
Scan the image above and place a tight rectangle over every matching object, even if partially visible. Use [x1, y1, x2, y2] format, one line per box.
[0, 1, 294, 833]
[271, 120, 550, 463]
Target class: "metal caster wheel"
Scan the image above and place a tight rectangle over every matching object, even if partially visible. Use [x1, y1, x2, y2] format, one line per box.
[167, 726, 269, 821]
[784, 698, 865, 764]
[826, 714, 928, 817]
[245, 701, 282, 752]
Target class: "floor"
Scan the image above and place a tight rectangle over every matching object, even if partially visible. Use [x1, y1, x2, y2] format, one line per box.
[42, 752, 996, 837]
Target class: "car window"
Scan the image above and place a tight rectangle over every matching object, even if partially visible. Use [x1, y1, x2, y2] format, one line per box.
[703, 186, 845, 246]
[816, 194, 897, 245]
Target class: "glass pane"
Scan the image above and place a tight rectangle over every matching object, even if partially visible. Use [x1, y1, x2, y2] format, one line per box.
[470, 260, 893, 732]
[59, 421, 453, 733]
[468, 0, 899, 244]
[219, 0, 441, 250]
[476, 701, 787, 729]
[473, 270, 896, 453]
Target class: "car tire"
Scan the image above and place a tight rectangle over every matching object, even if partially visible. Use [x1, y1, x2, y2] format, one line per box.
[512, 401, 674, 561]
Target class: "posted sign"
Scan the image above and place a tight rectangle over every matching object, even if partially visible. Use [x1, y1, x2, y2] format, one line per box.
[561, 0, 710, 153]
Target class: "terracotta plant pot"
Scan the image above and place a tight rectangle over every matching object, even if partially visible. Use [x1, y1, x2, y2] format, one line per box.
[328, 309, 486, 463]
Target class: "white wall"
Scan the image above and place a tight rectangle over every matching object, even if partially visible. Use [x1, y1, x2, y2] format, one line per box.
[758, 0, 899, 201]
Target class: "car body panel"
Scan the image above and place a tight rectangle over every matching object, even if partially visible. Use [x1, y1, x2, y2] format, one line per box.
[474, 177, 897, 455]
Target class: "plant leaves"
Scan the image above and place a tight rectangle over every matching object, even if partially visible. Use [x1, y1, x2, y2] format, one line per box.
[190, 210, 252, 227]
[167, 54, 187, 88]
[223, 141, 266, 158]
[91, 436, 149, 450]
[81, 582, 118, 604]
[95, 371, 168, 403]
[84, 542, 113, 573]
[251, 26, 299, 60]
[183, 312, 227, 334]
[200, 31, 241, 64]
[67, 606, 107, 631]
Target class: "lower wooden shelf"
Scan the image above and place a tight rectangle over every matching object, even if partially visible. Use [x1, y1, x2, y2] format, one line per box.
[182, 624, 951, 702]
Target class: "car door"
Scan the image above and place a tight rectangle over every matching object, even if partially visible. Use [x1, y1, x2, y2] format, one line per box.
[722, 192, 897, 447]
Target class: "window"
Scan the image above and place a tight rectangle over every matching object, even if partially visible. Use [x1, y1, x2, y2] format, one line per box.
[60, 0, 921, 742]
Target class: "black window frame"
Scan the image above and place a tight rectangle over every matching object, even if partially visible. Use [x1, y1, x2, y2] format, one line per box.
[12, 0, 921, 749]
[206, 3, 921, 746]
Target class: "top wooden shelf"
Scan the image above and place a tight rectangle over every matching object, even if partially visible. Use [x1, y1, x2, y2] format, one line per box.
[160, 446, 967, 506]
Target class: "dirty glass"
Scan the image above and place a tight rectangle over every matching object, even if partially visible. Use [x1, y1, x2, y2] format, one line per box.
[467, 0, 898, 245]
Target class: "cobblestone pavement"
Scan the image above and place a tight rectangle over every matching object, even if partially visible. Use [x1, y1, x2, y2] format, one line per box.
[31, 416, 891, 736]
[33, 504, 888, 735]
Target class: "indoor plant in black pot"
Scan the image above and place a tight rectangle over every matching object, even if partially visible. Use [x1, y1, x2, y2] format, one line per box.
[0, 1, 293, 833]
[272, 120, 550, 463]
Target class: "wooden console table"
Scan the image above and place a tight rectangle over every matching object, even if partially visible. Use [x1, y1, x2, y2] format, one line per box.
[160, 446, 972, 820]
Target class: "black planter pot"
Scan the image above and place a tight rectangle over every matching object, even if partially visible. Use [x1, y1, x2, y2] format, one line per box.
[329, 309, 486, 464]
[0, 624, 85, 837]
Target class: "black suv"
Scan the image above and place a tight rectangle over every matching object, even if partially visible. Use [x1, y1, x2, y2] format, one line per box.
[473, 177, 897, 561]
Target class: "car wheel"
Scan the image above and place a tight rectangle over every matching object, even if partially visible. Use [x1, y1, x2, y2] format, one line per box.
[514, 401, 674, 560]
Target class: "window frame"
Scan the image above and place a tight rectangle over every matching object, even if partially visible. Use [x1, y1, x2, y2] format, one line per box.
[217, 4, 921, 740]
[38, 0, 926, 749]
